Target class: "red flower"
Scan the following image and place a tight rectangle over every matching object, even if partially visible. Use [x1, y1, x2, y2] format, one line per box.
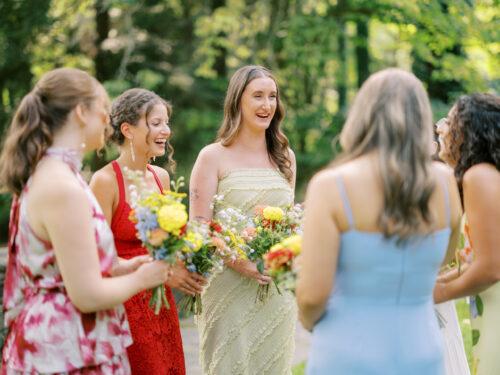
[264, 248, 294, 270]
[209, 221, 223, 233]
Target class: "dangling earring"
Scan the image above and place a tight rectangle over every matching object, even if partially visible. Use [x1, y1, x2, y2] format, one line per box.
[152, 156, 156, 162]
[80, 142, 86, 150]
[130, 138, 136, 162]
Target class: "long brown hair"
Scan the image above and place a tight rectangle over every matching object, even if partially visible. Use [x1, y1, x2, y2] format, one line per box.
[216, 65, 292, 182]
[0, 68, 100, 195]
[337, 68, 435, 241]
[110, 88, 176, 172]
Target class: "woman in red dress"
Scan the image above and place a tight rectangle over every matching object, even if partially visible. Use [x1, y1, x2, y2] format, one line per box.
[91, 88, 206, 374]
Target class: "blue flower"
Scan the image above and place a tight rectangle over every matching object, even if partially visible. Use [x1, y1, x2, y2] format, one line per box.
[187, 264, 197, 273]
[154, 247, 168, 260]
[469, 296, 478, 318]
[135, 207, 158, 242]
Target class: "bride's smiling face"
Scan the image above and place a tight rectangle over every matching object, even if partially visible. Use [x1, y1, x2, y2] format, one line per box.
[239, 77, 278, 133]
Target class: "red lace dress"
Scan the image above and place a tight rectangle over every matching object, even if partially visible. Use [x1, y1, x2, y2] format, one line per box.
[2, 148, 132, 374]
[109, 161, 185, 375]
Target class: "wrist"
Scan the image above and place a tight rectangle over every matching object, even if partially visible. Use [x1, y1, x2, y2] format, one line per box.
[434, 282, 449, 304]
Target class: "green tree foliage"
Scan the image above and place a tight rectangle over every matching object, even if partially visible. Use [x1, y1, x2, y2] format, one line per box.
[0, 0, 498, 242]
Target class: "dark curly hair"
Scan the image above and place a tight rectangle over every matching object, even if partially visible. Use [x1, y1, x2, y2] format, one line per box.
[448, 93, 500, 192]
[110, 88, 176, 172]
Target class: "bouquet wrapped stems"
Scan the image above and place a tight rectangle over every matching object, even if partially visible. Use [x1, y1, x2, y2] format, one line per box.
[150, 283, 171, 315]
[256, 281, 282, 303]
[179, 293, 203, 315]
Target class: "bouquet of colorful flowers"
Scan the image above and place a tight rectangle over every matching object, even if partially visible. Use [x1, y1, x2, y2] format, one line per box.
[176, 221, 224, 315]
[264, 234, 302, 293]
[127, 171, 189, 314]
[244, 204, 304, 301]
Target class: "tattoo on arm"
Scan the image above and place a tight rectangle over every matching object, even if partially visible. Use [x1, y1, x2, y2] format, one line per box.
[193, 215, 208, 223]
[190, 188, 200, 201]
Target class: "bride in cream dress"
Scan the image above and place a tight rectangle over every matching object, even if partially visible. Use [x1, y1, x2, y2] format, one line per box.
[189, 65, 297, 375]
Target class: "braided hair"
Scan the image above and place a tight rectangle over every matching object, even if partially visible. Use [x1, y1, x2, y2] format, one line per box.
[110, 88, 176, 172]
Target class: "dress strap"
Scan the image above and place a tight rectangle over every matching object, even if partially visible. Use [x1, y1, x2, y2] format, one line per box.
[147, 165, 165, 193]
[111, 161, 126, 205]
[335, 175, 355, 229]
[439, 175, 451, 227]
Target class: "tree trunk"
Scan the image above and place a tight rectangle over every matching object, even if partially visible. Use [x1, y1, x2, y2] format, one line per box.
[211, 0, 227, 77]
[94, 0, 111, 82]
[355, 18, 370, 88]
[337, 19, 347, 114]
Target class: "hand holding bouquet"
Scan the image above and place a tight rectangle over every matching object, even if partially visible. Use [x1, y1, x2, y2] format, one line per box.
[177, 221, 224, 315]
[127, 171, 189, 314]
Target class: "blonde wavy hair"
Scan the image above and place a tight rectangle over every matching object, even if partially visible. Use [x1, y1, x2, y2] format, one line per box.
[338, 68, 436, 241]
[216, 65, 292, 182]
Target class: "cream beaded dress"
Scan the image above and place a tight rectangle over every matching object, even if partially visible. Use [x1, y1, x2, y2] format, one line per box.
[197, 168, 297, 375]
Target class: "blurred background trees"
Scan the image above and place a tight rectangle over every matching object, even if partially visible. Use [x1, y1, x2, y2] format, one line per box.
[0, 0, 498, 242]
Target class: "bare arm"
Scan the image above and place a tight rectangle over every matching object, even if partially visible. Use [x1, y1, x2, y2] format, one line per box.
[296, 172, 340, 331]
[440, 165, 463, 267]
[89, 169, 116, 225]
[434, 165, 500, 302]
[189, 146, 220, 222]
[38, 180, 170, 313]
[289, 148, 297, 192]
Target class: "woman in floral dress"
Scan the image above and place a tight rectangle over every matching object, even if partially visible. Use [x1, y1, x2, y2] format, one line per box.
[0, 68, 171, 373]
[434, 93, 500, 375]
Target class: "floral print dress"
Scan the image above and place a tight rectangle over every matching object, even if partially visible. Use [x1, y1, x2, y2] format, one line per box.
[1, 148, 132, 374]
[458, 217, 500, 375]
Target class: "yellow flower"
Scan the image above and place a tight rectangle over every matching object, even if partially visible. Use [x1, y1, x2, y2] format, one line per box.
[165, 190, 187, 200]
[281, 235, 302, 255]
[183, 231, 203, 253]
[263, 206, 284, 222]
[157, 204, 188, 234]
[236, 247, 248, 260]
[270, 243, 284, 252]
[140, 193, 165, 211]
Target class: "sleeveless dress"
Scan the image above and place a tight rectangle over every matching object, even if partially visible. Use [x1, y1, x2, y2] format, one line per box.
[434, 300, 470, 375]
[110, 161, 185, 375]
[197, 168, 297, 375]
[307, 176, 451, 375]
[1, 148, 132, 374]
[458, 217, 500, 375]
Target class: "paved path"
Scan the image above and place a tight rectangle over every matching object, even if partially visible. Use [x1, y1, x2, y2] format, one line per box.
[180, 315, 311, 375]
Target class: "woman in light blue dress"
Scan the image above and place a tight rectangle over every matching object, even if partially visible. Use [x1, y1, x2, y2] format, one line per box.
[297, 68, 462, 375]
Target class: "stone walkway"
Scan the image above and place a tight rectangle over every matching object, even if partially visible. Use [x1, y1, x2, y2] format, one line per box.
[180, 316, 311, 374]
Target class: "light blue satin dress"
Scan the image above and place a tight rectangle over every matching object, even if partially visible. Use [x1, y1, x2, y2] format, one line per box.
[307, 177, 450, 375]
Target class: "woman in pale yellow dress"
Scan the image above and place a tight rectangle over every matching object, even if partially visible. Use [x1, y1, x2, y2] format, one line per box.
[434, 93, 500, 375]
[189, 65, 297, 375]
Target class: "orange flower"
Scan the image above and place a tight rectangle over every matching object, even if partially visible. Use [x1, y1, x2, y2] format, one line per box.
[254, 205, 266, 216]
[211, 236, 226, 250]
[242, 227, 257, 241]
[128, 210, 138, 223]
[148, 228, 168, 246]
[264, 248, 293, 270]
